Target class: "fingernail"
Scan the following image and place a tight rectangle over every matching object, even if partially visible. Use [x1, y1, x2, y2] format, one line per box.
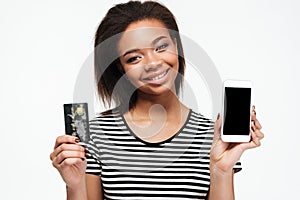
[75, 138, 80, 143]
[217, 113, 220, 120]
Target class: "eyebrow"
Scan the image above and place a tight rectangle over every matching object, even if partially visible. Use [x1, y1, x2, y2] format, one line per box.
[122, 48, 139, 57]
[122, 35, 168, 57]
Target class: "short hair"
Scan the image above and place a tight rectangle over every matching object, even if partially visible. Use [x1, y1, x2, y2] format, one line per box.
[94, 0, 185, 113]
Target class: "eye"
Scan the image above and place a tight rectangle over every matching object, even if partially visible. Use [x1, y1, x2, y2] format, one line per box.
[155, 43, 169, 52]
[126, 56, 141, 64]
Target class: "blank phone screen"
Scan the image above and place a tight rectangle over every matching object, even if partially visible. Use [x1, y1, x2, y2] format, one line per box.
[223, 87, 251, 135]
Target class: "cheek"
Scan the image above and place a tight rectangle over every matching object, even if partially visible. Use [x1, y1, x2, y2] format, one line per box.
[172, 55, 179, 68]
[124, 65, 142, 77]
[163, 52, 179, 70]
[161, 44, 179, 64]
[123, 66, 144, 86]
[126, 70, 138, 80]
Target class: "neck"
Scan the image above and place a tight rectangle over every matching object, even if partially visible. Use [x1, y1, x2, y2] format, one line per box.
[129, 89, 186, 121]
[123, 88, 190, 142]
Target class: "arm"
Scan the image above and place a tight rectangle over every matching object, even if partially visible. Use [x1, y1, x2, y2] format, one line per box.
[66, 174, 103, 200]
[207, 106, 264, 200]
[50, 135, 103, 200]
[86, 174, 103, 200]
[207, 169, 235, 200]
[66, 179, 88, 200]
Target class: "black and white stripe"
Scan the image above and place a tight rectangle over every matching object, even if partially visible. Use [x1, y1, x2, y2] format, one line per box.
[83, 109, 241, 199]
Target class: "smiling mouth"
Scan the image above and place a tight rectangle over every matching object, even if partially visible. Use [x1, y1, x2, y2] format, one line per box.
[143, 68, 170, 81]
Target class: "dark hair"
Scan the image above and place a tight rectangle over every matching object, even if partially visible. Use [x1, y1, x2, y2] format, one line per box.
[94, 0, 185, 113]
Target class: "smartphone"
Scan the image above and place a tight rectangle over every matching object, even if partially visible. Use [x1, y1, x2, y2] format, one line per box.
[221, 80, 252, 142]
[63, 103, 90, 143]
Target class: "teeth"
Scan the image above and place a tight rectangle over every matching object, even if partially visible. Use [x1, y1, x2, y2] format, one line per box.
[149, 70, 167, 81]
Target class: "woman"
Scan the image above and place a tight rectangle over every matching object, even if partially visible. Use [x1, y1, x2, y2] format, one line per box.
[50, 1, 264, 199]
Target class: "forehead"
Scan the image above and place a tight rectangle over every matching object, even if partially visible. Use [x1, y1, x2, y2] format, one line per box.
[118, 19, 171, 53]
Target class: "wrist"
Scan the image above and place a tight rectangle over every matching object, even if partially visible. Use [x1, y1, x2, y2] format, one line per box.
[66, 179, 87, 200]
[210, 163, 233, 178]
[66, 176, 86, 192]
[66, 184, 85, 193]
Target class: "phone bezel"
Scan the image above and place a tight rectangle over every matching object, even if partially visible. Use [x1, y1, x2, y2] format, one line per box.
[221, 79, 252, 143]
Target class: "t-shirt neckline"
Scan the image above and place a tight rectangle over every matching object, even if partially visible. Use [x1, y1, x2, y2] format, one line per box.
[120, 109, 192, 146]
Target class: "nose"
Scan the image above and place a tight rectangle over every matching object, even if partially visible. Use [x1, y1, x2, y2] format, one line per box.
[143, 49, 162, 72]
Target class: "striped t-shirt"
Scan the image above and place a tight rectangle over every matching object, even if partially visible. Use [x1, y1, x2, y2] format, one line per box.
[83, 108, 241, 200]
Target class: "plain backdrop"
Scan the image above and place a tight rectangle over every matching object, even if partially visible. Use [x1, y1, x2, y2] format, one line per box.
[1, 0, 299, 199]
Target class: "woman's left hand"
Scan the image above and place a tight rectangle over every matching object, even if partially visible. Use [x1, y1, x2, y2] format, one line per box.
[210, 106, 264, 173]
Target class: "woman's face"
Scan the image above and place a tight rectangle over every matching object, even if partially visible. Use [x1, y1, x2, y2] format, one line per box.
[118, 19, 179, 96]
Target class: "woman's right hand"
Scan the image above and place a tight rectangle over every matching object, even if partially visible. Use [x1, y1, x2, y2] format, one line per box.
[50, 135, 87, 189]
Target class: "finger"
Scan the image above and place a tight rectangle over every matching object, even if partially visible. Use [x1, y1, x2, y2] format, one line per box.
[251, 109, 257, 121]
[54, 135, 80, 149]
[254, 129, 264, 140]
[250, 106, 262, 130]
[213, 114, 222, 141]
[236, 129, 262, 151]
[211, 114, 221, 154]
[59, 157, 87, 170]
[53, 150, 86, 165]
[235, 140, 257, 153]
[250, 129, 261, 147]
[252, 105, 256, 113]
[254, 119, 262, 130]
[50, 143, 85, 161]
[251, 121, 256, 132]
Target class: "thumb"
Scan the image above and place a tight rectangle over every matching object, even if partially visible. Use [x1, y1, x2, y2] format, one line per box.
[213, 113, 221, 140]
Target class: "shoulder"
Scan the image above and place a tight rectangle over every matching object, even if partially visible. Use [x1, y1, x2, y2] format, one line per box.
[189, 109, 215, 128]
[87, 107, 125, 143]
[182, 110, 215, 140]
[89, 107, 123, 125]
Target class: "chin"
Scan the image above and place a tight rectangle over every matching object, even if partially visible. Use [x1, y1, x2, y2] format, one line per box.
[137, 83, 176, 96]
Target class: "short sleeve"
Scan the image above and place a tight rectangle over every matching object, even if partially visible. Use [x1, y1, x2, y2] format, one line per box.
[233, 161, 242, 173]
[79, 140, 102, 176]
[86, 148, 102, 176]
[79, 119, 102, 176]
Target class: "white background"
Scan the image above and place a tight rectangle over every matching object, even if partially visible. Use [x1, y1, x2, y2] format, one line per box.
[1, 0, 299, 199]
